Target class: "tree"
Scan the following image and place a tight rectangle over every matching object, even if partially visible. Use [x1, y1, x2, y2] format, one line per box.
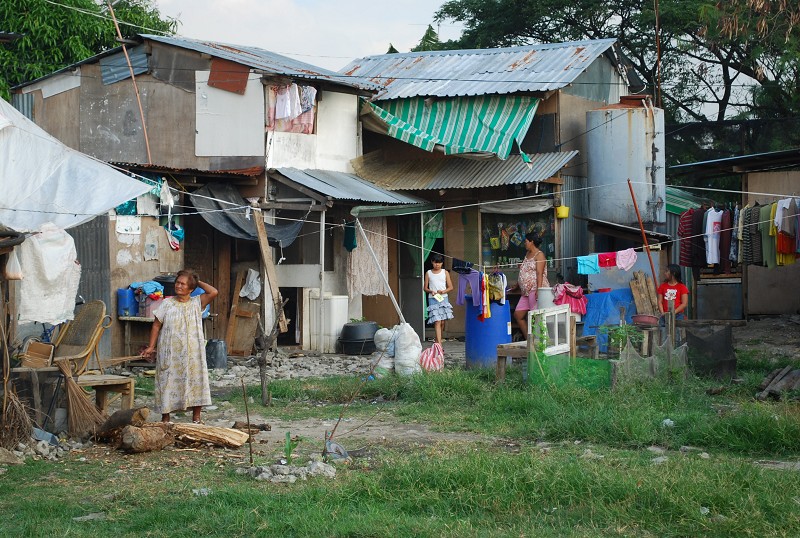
[411, 24, 447, 52]
[434, 0, 800, 125]
[0, 0, 176, 99]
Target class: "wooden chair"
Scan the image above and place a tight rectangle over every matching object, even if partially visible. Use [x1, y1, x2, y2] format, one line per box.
[12, 301, 135, 422]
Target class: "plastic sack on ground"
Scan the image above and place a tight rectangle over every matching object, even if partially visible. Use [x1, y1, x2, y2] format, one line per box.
[373, 327, 396, 357]
[420, 343, 444, 372]
[393, 323, 422, 376]
[370, 351, 394, 378]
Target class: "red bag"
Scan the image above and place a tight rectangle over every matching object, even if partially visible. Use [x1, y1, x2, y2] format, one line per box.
[419, 343, 444, 372]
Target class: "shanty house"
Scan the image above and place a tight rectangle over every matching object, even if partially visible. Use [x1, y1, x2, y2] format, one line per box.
[11, 34, 420, 357]
[341, 40, 663, 339]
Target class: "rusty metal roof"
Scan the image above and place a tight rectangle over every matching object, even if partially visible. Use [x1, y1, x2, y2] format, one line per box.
[351, 150, 579, 190]
[142, 35, 382, 92]
[341, 39, 617, 100]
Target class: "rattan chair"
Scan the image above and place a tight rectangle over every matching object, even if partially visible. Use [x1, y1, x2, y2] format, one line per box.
[51, 300, 112, 376]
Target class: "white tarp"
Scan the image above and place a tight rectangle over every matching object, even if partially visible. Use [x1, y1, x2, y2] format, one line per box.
[0, 98, 150, 232]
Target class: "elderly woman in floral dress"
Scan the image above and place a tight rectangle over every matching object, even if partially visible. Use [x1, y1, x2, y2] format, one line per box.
[142, 269, 218, 423]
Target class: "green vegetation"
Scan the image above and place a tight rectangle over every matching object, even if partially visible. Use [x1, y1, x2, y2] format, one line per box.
[4, 356, 800, 536]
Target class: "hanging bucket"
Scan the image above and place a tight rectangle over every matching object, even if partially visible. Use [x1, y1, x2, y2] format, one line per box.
[556, 206, 570, 219]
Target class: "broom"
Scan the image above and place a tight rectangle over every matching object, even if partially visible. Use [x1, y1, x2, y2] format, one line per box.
[56, 360, 106, 437]
[1, 310, 33, 450]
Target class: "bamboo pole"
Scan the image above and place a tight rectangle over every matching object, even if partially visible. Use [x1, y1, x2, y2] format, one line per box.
[627, 179, 659, 292]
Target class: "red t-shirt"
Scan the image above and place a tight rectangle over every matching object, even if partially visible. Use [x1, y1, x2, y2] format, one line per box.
[657, 282, 689, 313]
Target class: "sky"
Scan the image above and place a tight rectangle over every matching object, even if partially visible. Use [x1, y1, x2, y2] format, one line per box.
[152, 0, 464, 71]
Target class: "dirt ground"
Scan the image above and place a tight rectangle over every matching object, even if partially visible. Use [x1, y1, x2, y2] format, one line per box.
[730, 314, 800, 360]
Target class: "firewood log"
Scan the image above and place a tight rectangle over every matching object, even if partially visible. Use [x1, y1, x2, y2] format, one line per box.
[98, 407, 150, 436]
[121, 423, 174, 453]
[172, 423, 249, 448]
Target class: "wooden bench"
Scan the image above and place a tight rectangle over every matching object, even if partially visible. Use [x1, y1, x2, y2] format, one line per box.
[75, 375, 135, 413]
[496, 337, 531, 383]
[569, 315, 599, 359]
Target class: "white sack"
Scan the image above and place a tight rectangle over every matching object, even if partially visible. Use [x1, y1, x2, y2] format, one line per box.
[393, 323, 422, 376]
[17, 223, 81, 324]
[239, 268, 262, 300]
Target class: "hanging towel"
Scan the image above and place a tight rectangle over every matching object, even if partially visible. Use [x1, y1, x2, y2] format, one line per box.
[343, 221, 357, 252]
[616, 248, 638, 271]
[597, 252, 617, 268]
[576, 255, 600, 275]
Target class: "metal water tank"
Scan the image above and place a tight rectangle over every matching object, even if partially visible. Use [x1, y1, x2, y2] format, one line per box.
[586, 96, 666, 226]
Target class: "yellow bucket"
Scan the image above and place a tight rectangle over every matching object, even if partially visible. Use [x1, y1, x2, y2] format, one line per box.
[556, 205, 570, 219]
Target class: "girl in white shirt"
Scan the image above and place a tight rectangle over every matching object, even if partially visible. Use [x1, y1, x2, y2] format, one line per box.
[424, 253, 454, 345]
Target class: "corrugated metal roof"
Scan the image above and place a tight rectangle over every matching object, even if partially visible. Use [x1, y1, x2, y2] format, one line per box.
[351, 150, 578, 190]
[143, 35, 380, 92]
[666, 186, 706, 215]
[274, 168, 424, 204]
[341, 39, 617, 100]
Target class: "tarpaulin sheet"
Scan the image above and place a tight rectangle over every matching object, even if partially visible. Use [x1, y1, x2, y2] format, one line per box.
[0, 98, 151, 232]
[189, 182, 304, 247]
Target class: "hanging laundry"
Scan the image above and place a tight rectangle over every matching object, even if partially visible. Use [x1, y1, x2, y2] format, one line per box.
[729, 205, 739, 265]
[300, 86, 317, 113]
[678, 208, 695, 267]
[760, 204, 776, 268]
[576, 254, 600, 275]
[456, 269, 483, 307]
[343, 221, 357, 252]
[704, 206, 723, 265]
[616, 248, 638, 271]
[452, 258, 474, 275]
[720, 209, 732, 273]
[274, 85, 293, 119]
[597, 252, 617, 268]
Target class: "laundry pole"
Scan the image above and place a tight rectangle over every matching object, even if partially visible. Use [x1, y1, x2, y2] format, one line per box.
[355, 219, 406, 324]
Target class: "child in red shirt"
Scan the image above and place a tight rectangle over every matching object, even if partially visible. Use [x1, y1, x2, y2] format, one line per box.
[657, 264, 689, 319]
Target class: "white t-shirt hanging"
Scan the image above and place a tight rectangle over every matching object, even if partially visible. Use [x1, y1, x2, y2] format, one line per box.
[704, 208, 723, 264]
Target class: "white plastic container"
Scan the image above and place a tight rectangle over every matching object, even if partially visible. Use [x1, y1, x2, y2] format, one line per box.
[537, 287, 556, 309]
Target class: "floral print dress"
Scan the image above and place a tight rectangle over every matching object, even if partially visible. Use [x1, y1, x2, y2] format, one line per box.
[153, 296, 211, 415]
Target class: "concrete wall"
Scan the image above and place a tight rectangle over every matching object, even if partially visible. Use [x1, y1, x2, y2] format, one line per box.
[108, 214, 183, 356]
[744, 170, 800, 315]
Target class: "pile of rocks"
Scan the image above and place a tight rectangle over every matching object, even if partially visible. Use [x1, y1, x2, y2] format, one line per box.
[235, 457, 337, 484]
[0, 436, 90, 468]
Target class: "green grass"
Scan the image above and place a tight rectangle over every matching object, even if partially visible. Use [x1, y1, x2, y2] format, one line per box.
[5, 355, 800, 536]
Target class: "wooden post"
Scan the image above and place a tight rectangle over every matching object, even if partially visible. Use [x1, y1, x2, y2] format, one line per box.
[253, 209, 287, 333]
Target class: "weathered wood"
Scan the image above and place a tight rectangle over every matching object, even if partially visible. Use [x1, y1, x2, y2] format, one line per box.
[675, 319, 748, 327]
[231, 421, 271, 433]
[172, 423, 249, 448]
[758, 368, 783, 391]
[253, 208, 288, 333]
[644, 274, 660, 316]
[769, 369, 800, 396]
[98, 407, 150, 435]
[121, 424, 174, 453]
[756, 365, 793, 400]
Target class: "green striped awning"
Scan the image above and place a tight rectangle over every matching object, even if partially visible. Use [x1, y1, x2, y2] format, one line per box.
[364, 95, 540, 160]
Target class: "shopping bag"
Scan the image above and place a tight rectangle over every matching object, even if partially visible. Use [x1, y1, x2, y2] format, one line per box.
[419, 343, 444, 372]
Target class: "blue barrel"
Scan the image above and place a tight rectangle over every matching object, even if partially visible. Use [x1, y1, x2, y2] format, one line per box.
[464, 297, 511, 369]
[117, 288, 136, 317]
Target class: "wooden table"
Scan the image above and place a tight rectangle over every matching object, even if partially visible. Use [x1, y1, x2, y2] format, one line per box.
[76, 374, 135, 413]
[118, 315, 154, 357]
